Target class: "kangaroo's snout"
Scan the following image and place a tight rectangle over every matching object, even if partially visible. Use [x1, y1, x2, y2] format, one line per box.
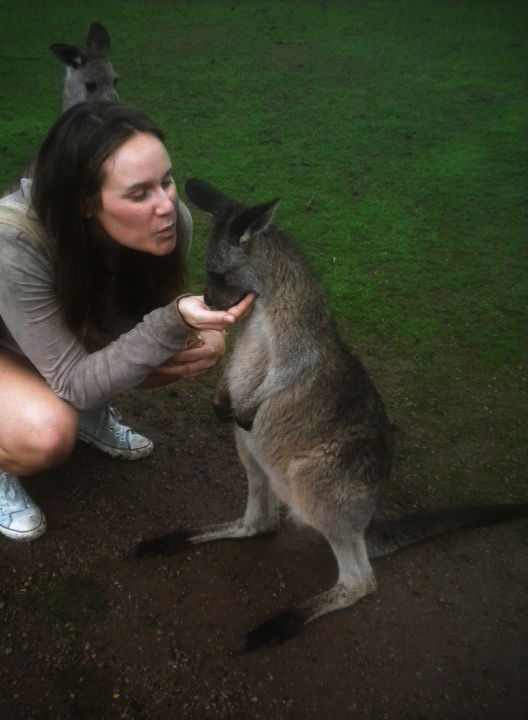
[204, 272, 249, 311]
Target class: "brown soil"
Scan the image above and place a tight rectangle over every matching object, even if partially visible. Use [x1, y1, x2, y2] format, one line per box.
[1, 371, 526, 720]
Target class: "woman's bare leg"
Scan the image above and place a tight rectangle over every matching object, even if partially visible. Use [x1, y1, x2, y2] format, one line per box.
[0, 348, 78, 476]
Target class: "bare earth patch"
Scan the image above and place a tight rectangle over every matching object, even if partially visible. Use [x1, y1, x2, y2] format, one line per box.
[1, 372, 526, 720]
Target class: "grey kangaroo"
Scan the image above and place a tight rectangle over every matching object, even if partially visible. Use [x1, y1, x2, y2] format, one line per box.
[4, 22, 118, 195]
[132, 178, 528, 651]
[50, 21, 119, 111]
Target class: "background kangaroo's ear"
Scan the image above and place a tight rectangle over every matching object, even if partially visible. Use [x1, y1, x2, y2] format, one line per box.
[232, 199, 279, 244]
[86, 22, 111, 56]
[185, 178, 232, 217]
[50, 43, 85, 69]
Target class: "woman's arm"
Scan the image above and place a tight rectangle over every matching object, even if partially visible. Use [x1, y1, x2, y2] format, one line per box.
[0, 228, 189, 409]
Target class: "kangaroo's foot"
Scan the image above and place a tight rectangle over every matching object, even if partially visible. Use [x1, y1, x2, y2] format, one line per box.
[237, 577, 376, 652]
[129, 516, 279, 558]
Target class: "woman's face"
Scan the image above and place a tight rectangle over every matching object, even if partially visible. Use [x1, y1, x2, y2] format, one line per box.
[89, 132, 178, 258]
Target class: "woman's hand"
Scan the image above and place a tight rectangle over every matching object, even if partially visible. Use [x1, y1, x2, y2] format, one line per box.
[135, 330, 225, 389]
[177, 293, 255, 331]
[159, 329, 225, 378]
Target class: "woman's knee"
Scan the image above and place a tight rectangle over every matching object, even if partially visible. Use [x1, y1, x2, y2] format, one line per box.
[5, 398, 79, 474]
[19, 401, 79, 471]
[0, 349, 79, 473]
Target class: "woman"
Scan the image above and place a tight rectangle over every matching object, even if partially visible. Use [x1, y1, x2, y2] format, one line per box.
[0, 101, 253, 543]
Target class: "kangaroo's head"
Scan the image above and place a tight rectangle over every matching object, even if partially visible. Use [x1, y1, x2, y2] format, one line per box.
[185, 179, 279, 311]
[50, 22, 119, 112]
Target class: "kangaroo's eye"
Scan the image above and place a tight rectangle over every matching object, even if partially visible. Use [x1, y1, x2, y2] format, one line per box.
[85, 82, 97, 92]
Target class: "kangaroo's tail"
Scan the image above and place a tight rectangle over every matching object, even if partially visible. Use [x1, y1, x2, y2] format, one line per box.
[366, 503, 528, 560]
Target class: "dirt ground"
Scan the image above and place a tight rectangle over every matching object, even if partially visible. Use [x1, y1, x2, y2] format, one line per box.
[1, 369, 527, 720]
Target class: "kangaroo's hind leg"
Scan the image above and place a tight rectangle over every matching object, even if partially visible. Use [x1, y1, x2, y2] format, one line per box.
[236, 431, 281, 536]
[240, 530, 376, 651]
[130, 430, 280, 557]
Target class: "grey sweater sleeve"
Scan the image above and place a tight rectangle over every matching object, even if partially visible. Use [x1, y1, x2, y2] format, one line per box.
[0, 204, 194, 411]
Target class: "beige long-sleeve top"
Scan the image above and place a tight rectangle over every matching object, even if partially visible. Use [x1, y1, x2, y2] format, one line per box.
[0, 179, 194, 410]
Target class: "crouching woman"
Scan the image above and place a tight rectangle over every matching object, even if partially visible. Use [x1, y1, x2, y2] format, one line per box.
[0, 101, 252, 542]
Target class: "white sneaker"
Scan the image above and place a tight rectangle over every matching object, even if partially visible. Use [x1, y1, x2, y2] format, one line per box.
[0, 471, 46, 542]
[78, 406, 153, 460]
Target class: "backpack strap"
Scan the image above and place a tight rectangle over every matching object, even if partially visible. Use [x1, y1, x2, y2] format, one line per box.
[0, 200, 55, 261]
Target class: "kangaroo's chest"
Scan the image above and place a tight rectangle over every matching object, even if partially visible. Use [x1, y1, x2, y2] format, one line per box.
[225, 308, 275, 405]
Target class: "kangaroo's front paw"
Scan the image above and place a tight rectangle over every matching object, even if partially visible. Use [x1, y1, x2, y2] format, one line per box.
[235, 416, 253, 431]
[213, 400, 235, 423]
[235, 403, 260, 431]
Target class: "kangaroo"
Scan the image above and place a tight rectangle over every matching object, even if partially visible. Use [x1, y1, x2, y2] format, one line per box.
[131, 178, 528, 651]
[4, 22, 119, 196]
[50, 21, 119, 111]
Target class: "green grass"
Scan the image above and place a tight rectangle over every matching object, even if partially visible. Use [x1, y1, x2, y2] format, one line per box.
[1, 0, 526, 499]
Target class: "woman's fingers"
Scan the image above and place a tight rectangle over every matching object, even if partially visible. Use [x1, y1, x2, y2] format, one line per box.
[158, 330, 225, 378]
[226, 293, 256, 321]
[176, 294, 256, 330]
[177, 296, 234, 330]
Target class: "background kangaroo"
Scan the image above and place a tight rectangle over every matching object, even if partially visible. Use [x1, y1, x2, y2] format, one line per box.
[132, 178, 528, 651]
[4, 22, 118, 196]
[50, 21, 119, 111]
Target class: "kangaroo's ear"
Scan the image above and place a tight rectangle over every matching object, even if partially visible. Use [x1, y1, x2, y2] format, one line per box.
[185, 178, 232, 217]
[50, 43, 85, 69]
[86, 22, 111, 55]
[231, 199, 279, 244]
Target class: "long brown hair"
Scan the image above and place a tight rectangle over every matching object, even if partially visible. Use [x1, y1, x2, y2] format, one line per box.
[31, 101, 187, 345]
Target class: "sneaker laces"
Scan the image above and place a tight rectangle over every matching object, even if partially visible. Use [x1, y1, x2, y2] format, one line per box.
[101, 407, 132, 445]
[83, 406, 134, 448]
